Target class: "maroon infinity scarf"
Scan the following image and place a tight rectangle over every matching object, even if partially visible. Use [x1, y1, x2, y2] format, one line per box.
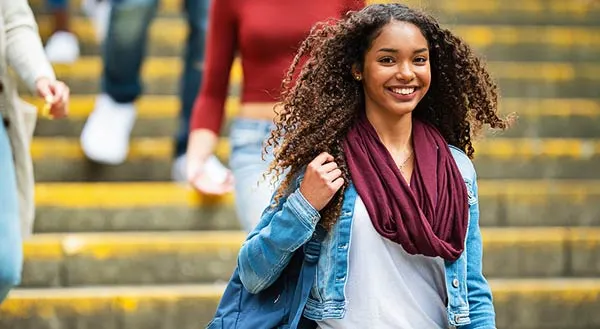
[342, 117, 468, 261]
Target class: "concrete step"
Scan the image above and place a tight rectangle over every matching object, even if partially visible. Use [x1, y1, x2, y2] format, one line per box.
[30, 137, 600, 181]
[30, 137, 224, 181]
[32, 181, 600, 233]
[35, 16, 600, 61]
[34, 57, 600, 98]
[20, 228, 600, 288]
[28, 95, 233, 138]
[29, 0, 600, 25]
[25, 95, 600, 138]
[2, 279, 600, 329]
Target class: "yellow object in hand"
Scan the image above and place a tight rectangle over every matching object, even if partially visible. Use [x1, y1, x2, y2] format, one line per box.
[42, 95, 53, 119]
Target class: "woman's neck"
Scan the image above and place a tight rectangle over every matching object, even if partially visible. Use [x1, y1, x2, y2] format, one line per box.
[366, 110, 413, 153]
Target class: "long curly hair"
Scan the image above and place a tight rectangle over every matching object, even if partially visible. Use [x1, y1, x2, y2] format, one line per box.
[265, 3, 508, 230]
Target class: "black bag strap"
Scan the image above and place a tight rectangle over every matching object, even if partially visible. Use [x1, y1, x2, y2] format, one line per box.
[288, 225, 326, 328]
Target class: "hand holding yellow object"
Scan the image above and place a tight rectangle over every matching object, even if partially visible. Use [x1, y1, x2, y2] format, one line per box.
[35, 77, 70, 119]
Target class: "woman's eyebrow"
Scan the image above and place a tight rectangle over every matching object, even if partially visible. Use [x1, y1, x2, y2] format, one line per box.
[376, 47, 429, 54]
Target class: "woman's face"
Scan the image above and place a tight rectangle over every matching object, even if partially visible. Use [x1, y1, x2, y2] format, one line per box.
[357, 20, 431, 118]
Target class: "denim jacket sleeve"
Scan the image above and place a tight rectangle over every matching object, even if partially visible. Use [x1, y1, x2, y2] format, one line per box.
[238, 177, 321, 294]
[462, 165, 496, 329]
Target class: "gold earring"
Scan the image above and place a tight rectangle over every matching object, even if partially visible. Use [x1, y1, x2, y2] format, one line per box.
[354, 75, 362, 81]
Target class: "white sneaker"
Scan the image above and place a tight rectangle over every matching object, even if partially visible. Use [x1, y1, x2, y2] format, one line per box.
[44, 31, 80, 64]
[82, 0, 111, 43]
[80, 94, 136, 165]
[171, 153, 188, 183]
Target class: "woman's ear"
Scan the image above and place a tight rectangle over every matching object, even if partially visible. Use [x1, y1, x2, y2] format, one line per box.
[351, 64, 362, 81]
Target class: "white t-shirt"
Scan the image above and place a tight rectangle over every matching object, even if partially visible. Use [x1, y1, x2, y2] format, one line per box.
[317, 197, 449, 329]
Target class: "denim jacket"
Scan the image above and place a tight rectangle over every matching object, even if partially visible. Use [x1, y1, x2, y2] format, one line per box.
[238, 146, 496, 328]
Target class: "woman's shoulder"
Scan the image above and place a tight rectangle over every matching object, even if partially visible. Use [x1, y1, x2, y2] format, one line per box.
[448, 145, 476, 181]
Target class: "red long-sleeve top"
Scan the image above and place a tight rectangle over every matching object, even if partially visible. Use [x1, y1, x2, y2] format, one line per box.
[190, 0, 365, 133]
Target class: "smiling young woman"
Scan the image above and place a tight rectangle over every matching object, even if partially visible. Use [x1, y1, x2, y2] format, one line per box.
[233, 3, 508, 329]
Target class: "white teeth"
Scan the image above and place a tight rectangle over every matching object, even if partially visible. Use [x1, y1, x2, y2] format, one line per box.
[391, 87, 415, 95]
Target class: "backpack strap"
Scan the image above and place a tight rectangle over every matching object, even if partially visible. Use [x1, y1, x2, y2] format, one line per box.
[288, 225, 326, 328]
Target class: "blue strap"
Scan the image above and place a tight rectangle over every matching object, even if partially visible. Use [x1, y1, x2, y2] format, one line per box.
[288, 225, 326, 328]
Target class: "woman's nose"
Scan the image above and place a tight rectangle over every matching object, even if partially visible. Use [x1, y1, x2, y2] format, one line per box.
[395, 63, 416, 82]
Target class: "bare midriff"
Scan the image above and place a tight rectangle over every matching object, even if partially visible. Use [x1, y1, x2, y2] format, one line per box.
[237, 102, 281, 121]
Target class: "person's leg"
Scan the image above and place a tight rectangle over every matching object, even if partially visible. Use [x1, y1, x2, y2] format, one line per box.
[47, 0, 70, 31]
[81, 0, 159, 165]
[45, 0, 80, 63]
[102, 0, 159, 104]
[171, 0, 210, 181]
[229, 119, 277, 232]
[0, 117, 24, 303]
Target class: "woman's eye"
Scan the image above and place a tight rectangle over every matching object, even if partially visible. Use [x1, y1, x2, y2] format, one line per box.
[414, 57, 428, 63]
[379, 57, 395, 64]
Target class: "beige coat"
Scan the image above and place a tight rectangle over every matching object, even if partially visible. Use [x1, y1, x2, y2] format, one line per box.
[0, 0, 56, 237]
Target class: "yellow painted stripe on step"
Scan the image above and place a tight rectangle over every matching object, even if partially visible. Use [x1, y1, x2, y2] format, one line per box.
[30, 137, 229, 160]
[30, 138, 600, 160]
[1, 285, 225, 316]
[25, 95, 177, 118]
[22, 95, 241, 119]
[52, 57, 600, 83]
[37, 17, 183, 46]
[476, 180, 600, 206]
[490, 279, 600, 303]
[22, 235, 63, 260]
[21, 95, 600, 119]
[31, 137, 171, 159]
[481, 227, 568, 245]
[569, 229, 600, 249]
[3, 279, 600, 315]
[36, 16, 600, 48]
[6, 284, 226, 299]
[34, 181, 600, 208]
[23, 228, 598, 261]
[476, 139, 600, 159]
[52, 56, 244, 84]
[34, 183, 235, 207]
[486, 62, 576, 81]
[24, 231, 246, 260]
[500, 99, 600, 117]
[451, 25, 600, 47]
[481, 228, 600, 249]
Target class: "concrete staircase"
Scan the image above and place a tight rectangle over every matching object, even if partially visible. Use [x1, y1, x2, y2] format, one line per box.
[1, 0, 599, 328]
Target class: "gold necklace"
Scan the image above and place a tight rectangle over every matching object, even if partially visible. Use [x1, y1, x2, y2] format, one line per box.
[397, 151, 413, 173]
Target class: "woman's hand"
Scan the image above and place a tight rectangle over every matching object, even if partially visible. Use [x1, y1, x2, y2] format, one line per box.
[186, 129, 234, 195]
[299, 152, 344, 211]
[35, 77, 69, 119]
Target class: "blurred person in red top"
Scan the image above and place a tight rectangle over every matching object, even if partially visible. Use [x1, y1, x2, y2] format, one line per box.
[187, 0, 365, 231]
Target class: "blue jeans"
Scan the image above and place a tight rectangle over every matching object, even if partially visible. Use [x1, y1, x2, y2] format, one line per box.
[0, 115, 23, 304]
[101, 0, 210, 157]
[229, 119, 276, 232]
